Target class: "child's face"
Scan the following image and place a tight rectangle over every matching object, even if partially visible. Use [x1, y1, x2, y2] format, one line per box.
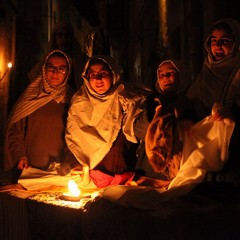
[45, 55, 68, 86]
[157, 62, 179, 93]
[210, 28, 234, 61]
[88, 63, 113, 94]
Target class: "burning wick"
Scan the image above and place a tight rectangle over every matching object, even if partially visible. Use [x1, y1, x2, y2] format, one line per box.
[59, 180, 81, 202]
[67, 180, 81, 196]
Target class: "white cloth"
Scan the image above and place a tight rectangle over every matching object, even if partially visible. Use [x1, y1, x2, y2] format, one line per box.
[18, 167, 81, 190]
[187, 18, 240, 115]
[66, 55, 144, 169]
[101, 116, 235, 209]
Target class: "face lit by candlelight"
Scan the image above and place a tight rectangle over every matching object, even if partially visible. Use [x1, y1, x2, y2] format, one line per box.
[45, 54, 69, 86]
[210, 28, 234, 61]
[87, 63, 113, 94]
[157, 62, 179, 93]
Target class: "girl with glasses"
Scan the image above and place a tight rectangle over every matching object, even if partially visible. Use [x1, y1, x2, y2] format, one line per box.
[3, 50, 78, 172]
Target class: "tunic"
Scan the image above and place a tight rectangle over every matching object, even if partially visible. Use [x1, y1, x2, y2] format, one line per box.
[8, 100, 69, 170]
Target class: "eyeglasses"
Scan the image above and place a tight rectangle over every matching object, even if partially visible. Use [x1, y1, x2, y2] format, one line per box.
[88, 70, 111, 80]
[159, 71, 176, 79]
[46, 64, 68, 74]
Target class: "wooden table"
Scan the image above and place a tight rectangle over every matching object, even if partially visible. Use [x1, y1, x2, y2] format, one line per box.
[1, 182, 240, 240]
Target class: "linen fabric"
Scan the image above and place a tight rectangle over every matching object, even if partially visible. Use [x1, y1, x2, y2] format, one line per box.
[66, 55, 144, 170]
[187, 18, 240, 119]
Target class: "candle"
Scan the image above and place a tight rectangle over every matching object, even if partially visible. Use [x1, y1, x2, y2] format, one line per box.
[82, 164, 89, 186]
[59, 180, 81, 202]
[0, 62, 12, 82]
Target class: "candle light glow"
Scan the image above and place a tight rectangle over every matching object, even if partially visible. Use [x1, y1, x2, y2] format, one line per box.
[8, 62, 12, 68]
[0, 62, 13, 82]
[59, 180, 81, 202]
[66, 179, 80, 197]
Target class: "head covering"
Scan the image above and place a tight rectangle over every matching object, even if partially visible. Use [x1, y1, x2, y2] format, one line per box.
[187, 18, 240, 114]
[204, 18, 240, 61]
[7, 50, 73, 126]
[155, 59, 181, 93]
[4, 50, 74, 170]
[51, 22, 88, 89]
[28, 22, 88, 89]
[66, 55, 144, 169]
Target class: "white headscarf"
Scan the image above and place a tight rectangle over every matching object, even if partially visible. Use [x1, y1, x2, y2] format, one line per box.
[187, 18, 240, 113]
[66, 55, 144, 169]
[155, 59, 181, 93]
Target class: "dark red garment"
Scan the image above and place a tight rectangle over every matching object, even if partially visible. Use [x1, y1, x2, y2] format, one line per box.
[90, 170, 135, 188]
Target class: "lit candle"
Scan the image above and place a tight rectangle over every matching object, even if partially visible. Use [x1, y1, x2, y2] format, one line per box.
[0, 62, 13, 82]
[8, 62, 12, 68]
[59, 180, 81, 202]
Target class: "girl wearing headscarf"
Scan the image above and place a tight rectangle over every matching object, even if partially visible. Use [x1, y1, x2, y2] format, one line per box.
[187, 18, 240, 121]
[65, 55, 144, 188]
[28, 22, 88, 91]
[4, 50, 75, 171]
[134, 60, 195, 187]
[187, 18, 240, 184]
[134, 59, 234, 192]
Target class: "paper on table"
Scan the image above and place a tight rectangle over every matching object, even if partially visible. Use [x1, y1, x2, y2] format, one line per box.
[18, 167, 81, 190]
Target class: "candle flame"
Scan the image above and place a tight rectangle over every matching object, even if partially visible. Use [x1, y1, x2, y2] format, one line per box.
[8, 62, 12, 68]
[68, 180, 80, 196]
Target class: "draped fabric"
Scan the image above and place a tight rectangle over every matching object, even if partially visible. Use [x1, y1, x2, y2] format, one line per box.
[186, 18, 240, 185]
[168, 116, 235, 189]
[4, 50, 74, 170]
[101, 115, 235, 209]
[145, 106, 182, 181]
[7, 51, 72, 126]
[28, 22, 88, 90]
[187, 18, 240, 118]
[136, 60, 193, 182]
[66, 55, 144, 169]
[145, 60, 182, 180]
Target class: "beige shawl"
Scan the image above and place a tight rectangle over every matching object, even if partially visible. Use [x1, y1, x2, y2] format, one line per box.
[28, 22, 88, 89]
[4, 50, 73, 169]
